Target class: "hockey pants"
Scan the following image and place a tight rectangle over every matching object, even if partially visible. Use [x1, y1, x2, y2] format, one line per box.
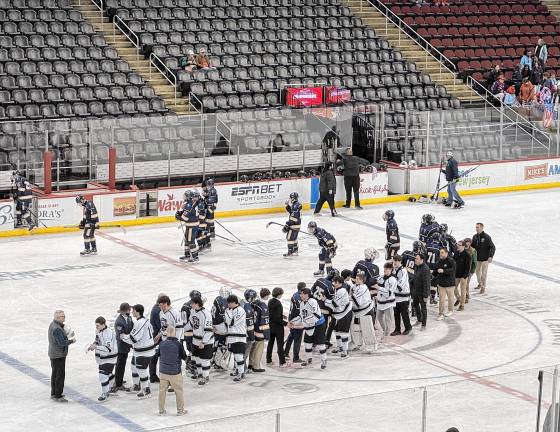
[83, 224, 97, 250]
[286, 227, 299, 254]
[318, 247, 332, 272]
[98, 362, 116, 394]
[131, 354, 151, 391]
[184, 226, 199, 258]
[350, 315, 378, 351]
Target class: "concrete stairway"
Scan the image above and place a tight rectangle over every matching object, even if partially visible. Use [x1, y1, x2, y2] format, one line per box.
[343, 0, 482, 104]
[71, 0, 195, 116]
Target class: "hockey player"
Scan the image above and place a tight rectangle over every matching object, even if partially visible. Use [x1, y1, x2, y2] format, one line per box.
[87, 316, 118, 402]
[330, 275, 353, 358]
[202, 178, 218, 239]
[383, 210, 400, 260]
[11, 171, 34, 230]
[194, 191, 209, 252]
[289, 287, 328, 369]
[224, 295, 247, 382]
[249, 289, 269, 372]
[419, 214, 440, 244]
[181, 290, 201, 375]
[350, 271, 378, 352]
[189, 296, 214, 386]
[439, 223, 457, 257]
[76, 194, 99, 256]
[391, 255, 412, 336]
[157, 295, 183, 342]
[374, 263, 397, 338]
[242, 289, 257, 371]
[120, 304, 156, 399]
[352, 248, 380, 295]
[426, 232, 443, 305]
[176, 190, 199, 263]
[212, 286, 230, 357]
[283, 192, 302, 257]
[307, 221, 337, 276]
[402, 241, 426, 275]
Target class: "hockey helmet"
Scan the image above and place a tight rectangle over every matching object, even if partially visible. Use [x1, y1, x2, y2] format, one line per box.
[244, 289, 257, 303]
[421, 213, 435, 224]
[191, 190, 201, 200]
[240, 174, 249, 183]
[413, 240, 424, 253]
[439, 223, 449, 234]
[327, 268, 340, 281]
[289, 191, 299, 202]
[219, 286, 232, 298]
[75, 194, 85, 205]
[307, 221, 317, 234]
[429, 231, 442, 244]
[252, 172, 263, 182]
[383, 209, 395, 221]
[189, 290, 202, 300]
[364, 247, 379, 260]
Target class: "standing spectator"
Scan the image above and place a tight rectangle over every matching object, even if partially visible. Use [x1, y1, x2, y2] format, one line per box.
[472, 222, 496, 296]
[284, 282, 305, 363]
[313, 162, 337, 217]
[519, 49, 533, 71]
[391, 255, 412, 336]
[490, 74, 506, 102]
[535, 38, 548, 69]
[249, 288, 270, 373]
[484, 64, 501, 90]
[322, 126, 341, 163]
[113, 302, 133, 392]
[531, 56, 544, 86]
[339, 147, 369, 210]
[453, 241, 471, 311]
[267, 287, 287, 367]
[149, 294, 163, 383]
[463, 238, 477, 303]
[435, 248, 456, 321]
[441, 151, 464, 209]
[196, 47, 210, 69]
[155, 326, 187, 416]
[48, 310, 75, 402]
[518, 78, 537, 105]
[412, 254, 430, 331]
[374, 262, 396, 338]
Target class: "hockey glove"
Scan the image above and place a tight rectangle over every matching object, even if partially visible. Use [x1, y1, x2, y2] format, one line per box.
[175, 210, 183, 220]
[282, 224, 289, 233]
[78, 219, 85, 230]
[328, 248, 337, 258]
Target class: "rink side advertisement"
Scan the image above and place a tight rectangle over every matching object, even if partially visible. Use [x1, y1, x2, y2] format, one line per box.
[0, 200, 14, 231]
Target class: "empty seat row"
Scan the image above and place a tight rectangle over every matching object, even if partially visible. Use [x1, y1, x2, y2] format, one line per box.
[0, 0, 71, 9]
[0, 46, 118, 61]
[2, 59, 131, 76]
[0, 73, 146, 90]
[107, 0, 343, 8]
[0, 9, 83, 22]
[418, 24, 560, 39]
[0, 21, 94, 35]
[432, 35, 560, 49]
[394, 2, 547, 17]
[405, 13, 556, 27]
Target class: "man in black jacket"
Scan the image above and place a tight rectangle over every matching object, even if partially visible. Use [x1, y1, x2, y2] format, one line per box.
[436, 248, 456, 320]
[284, 282, 305, 362]
[339, 148, 369, 210]
[412, 255, 430, 331]
[313, 162, 337, 217]
[149, 294, 163, 383]
[113, 302, 133, 392]
[472, 222, 496, 295]
[453, 241, 471, 311]
[441, 151, 465, 209]
[267, 287, 287, 367]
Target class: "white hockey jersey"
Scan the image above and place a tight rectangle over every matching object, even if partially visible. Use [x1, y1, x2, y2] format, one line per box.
[160, 307, 184, 341]
[293, 298, 324, 332]
[331, 288, 352, 320]
[393, 266, 410, 303]
[224, 305, 247, 344]
[190, 307, 215, 346]
[376, 275, 396, 311]
[350, 283, 374, 317]
[120, 317, 156, 356]
[94, 327, 118, 365]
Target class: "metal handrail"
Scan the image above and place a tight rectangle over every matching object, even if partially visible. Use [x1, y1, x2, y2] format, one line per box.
[149, 53, 177, 106]
[188, 92, 203, 114]
[113, 15, 140, 62]
[356, 0, 458, 86]
[88, 0, 104, 29]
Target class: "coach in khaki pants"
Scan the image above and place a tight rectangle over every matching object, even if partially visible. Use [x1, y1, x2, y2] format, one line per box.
[472, 223, 496, 295]
[453, 241, 471, 311]
[155, 327, 187, 416]
[435, 248, 456, 321]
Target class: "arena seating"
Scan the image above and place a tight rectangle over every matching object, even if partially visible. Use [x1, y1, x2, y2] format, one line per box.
[380, 0, 560, 80]
[0, 0, 169, 122]
[103, 0, 461, 114]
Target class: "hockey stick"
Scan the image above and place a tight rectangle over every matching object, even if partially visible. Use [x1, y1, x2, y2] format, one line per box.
[63, 224, 127, 234]
[434, 165, 481, 194]
[25, 206, 48, 228]
[431, 157, 445, 202]
[214, 219, 242, 242]
[178, 223, 186, 246]
[265, 221, 315, 237]
[536, 370, 543, 432]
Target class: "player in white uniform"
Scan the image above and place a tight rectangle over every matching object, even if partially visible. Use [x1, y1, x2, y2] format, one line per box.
[88, 316, 118, 402]
[120, 304, 156, 399]
[157, 295, 183, 342]
[224, 295, 247, 382]
[189, 296, 214, 386]
[350, 272, 378, 352]
[329, 275, 353, 358]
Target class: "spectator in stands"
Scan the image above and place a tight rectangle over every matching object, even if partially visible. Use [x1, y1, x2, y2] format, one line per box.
[552, 85, 560, 106]
[535, 38, 548, 69]
[503, 85, 518, 107]
[531, 58, 544, 86]
[519, 50, 533, 71]
[484, 64, 501, 90]
[179, 50, 197, 72]
[196, 48, 211, 70]
[211, 136, 232, 156]
[521, 65, 531, 82]
[269, 134, 288, 152]
[322, 126, 341, 164]
[490, 74, 506, 101]
[339, 147, 369, 210]
[543, 72, 557, 91]
[518, 78, 537, 105]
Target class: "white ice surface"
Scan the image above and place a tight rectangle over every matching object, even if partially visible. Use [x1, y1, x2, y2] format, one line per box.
[1, 189, 560, 432]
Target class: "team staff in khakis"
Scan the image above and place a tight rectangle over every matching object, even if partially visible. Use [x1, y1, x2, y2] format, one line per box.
[113, 302, 133, 392]
[155, 326, 187, 416]
[453, 241, 471, 311]
[412, 254, 431, 331]
[435, 248, 457, 321]
[338, 148, 369, 210]
[464, 238, 477, 302]
[472, 223, 496, 295]
[48, 310, 76, 402]
[248, 288, 270, 372]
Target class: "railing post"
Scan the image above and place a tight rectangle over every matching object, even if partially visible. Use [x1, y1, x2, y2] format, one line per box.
[131, 144, 135, 186]
[302, 142, 306, 171]
[167, 146, 171, 187]
[421, 387, 428, 432]
[425, 111, 430, 167]
[499, 103, 504, 160]
[43, 150, 52, 195]
[556, 100, 560, 156]
[236, 143, 240, 181]
[270, 139, 273, 174]
[551, 366, 558, 432]
[275, 410, 281, 432]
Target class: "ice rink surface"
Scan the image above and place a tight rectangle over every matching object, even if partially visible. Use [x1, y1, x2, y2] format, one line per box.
[1, 189, 560, 432]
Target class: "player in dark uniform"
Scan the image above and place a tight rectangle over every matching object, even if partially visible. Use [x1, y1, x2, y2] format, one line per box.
[283, 192, 302, 257]
[401, 242, 423, 317]
[242, 289, 257, 370]
[383, 209, 400, 260]
[426, 232, 444, 305]
[311, 268, 337, 349]
[439, 223, 457, 257]
[202, 178, 218, 239]
[352, 248, 380, 296]
[176, 190, 200, 263]
[419, 214, 440, 244]
[76, 194, 99, 256]
[308, 221, 337, 277]
[194, 191, 209, 252]
[12, 171, 34, 230]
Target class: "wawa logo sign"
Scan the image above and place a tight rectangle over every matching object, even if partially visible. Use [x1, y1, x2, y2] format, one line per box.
[158, 192, 185, 213]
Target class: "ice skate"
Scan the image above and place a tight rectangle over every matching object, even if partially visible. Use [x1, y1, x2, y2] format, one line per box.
[313, 269, 324, 277]
[137, 387, 151, 399]
[187, 256, 199, 263]
[97, 393, 109, 403]
[80, 249, 91, 256]
[320, 359, 327, 369]
[233, 373, 244, 382]
[198, 377, 209, 386]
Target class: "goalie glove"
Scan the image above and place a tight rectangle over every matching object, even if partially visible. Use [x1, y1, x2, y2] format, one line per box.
[282, 224, 289, 233]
